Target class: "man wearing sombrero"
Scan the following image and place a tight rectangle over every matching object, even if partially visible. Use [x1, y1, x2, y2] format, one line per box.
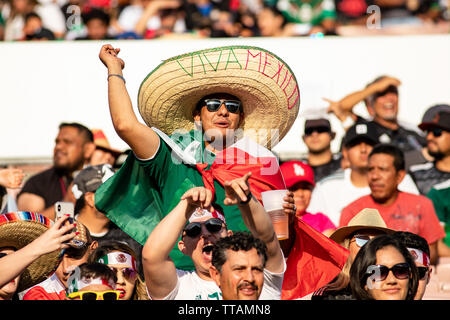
[95, 44, 348, 295]
[95, 44, 300, 270]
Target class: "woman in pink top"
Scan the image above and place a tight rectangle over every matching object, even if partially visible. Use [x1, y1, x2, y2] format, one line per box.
[280, 160, 336, 237]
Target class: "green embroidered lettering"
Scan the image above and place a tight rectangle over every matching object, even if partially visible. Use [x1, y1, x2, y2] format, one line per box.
[225, 48, 242, 70]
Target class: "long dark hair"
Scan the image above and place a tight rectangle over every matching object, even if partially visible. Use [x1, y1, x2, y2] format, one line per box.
[349, 234, 419, 300]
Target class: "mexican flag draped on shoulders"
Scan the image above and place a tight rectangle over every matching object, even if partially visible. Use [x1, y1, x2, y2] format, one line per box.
[95, 127, 286, 270]
[95, 45, 348, 299]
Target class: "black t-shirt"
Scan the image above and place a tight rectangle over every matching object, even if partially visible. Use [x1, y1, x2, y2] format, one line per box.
[355, 116, 426, 153]
[18, 167, 71, 209]
[307, 154, 343, 183]
[408, 162, 450, 195]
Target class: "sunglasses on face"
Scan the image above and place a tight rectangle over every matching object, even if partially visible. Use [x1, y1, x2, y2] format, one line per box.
[427, 128, 443, 137]
[351, 235, 371, 247]
[304, 126, 330, 136]
[365, 263, 410, 282]
[109, 267, 137, 280]
[418, 266, 429, 280]
[204, 99, 242, 114]
[68, 290, 120, 300]
[183, 218, 225, 238]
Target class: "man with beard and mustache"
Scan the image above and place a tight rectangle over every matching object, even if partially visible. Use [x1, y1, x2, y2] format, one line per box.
[17, 122, 96, 219]
[142, 172, 289, 300]
[339, 144, 445, 265]
[409, 109, 450, 195]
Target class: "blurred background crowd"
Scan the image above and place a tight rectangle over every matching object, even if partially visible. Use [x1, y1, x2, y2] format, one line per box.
[0, 0, 449, 41]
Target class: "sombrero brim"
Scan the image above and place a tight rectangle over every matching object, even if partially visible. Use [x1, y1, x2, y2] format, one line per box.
[0, 212, 61, 292]
[138, 45, 300, 149]
[329, 225, 395, 245]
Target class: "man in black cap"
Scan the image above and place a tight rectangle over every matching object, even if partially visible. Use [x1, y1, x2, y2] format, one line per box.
[409, 109, 450, 195]
[325, 75, 426, 158]
[308, 122, 419, 226]
[301, 118, 342, 182]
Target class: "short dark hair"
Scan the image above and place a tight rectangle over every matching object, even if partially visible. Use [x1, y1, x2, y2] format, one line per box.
[211, 231, 267, 273]
[349, 234, 419, 300]
[59, 122, 94, 143]
[392, 231, 430, 257]
[369, 144, 405, 171]
[70, 262, 117, 286]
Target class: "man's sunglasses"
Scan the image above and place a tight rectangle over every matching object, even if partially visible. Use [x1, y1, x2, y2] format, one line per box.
[352, 235, 371, 248]
[365, 263, 410, 282]
[204, 99, 242, 114]
[304, 126, 330, 136]
[109, 267, 137, 280]
[183, 218, 225, 238]
[418, 266, 429, 280]
[427, 127, 444, 137]
[67, 290, 120, 300]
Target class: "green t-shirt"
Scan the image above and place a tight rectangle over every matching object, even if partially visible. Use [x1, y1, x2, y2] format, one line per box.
[427, 181, 450, 247]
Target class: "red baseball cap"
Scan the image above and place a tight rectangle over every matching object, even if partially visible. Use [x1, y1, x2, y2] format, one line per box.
[280, 161, 315, 189]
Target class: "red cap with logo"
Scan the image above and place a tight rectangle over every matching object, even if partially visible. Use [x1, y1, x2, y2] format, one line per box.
[280, 160, 315, 189]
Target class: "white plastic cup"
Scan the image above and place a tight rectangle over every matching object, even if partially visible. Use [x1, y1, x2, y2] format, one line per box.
[261, 189, 289, 240]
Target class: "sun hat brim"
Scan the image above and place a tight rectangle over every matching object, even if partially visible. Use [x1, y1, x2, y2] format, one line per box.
[0, 212, 61, 292]
[138, 45, 300, 149]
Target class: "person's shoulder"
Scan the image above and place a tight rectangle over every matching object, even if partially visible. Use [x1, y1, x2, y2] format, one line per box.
[399, 191, 432, 205]
[315, 169, 345, 185]
[409, 162, 434, 173]
[432, 180, 450, 191]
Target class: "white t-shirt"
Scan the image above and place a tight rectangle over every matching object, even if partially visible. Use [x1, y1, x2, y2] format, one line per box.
[160, 262, 286, 300]
[308, 168, 419, 226]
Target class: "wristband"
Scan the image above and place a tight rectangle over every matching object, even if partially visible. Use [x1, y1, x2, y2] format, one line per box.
[108, 73, 126, 84]
[239, 191, 252, 205]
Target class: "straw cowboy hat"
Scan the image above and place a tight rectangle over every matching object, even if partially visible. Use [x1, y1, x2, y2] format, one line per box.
[0, 212, 90, 292]
[330, 208, 395, 245]
[138, 45, 300, 149]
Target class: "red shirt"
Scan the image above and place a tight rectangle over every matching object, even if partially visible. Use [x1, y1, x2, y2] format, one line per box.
[20, 273, 66, 300]
[339, 191, 445, 244]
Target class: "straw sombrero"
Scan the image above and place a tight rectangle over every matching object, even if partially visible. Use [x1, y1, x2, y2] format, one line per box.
[138, 45, 300, 149]
[330, 208, 395, 245]
[0, 212, 61, 292]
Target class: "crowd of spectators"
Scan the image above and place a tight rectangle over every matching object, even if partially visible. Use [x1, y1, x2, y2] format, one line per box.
[0, 62, 449, 301]
[0, 0, 448, 41]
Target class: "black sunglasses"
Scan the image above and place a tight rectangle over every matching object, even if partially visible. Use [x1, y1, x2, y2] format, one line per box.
[204, 99, 242, 114]
[304, 126, 330, 136]
[183, 218, 225, 238]
[427, 128, 443, 137]
[418, 266, 429, 280]
[366, 263, 410, 282]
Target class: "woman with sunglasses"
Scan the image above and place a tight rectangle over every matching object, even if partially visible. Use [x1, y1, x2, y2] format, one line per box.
[312, 208, 394, 300]
[350, 234, 419, 300]
[89, 241, 149, 300]
[66, 263, 120, 300]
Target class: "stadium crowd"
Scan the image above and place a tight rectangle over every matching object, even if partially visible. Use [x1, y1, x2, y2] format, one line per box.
[0, 45, 449, 301]
[0, 0, 449, 41]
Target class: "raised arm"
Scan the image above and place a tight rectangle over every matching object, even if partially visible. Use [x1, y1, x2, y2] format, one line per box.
[325, 76, 401, 124]
[142, 187, 213, 299]
[223, 173, 294, 273]
[0, 215, 76, 288]
[99, 44, 160, 160]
